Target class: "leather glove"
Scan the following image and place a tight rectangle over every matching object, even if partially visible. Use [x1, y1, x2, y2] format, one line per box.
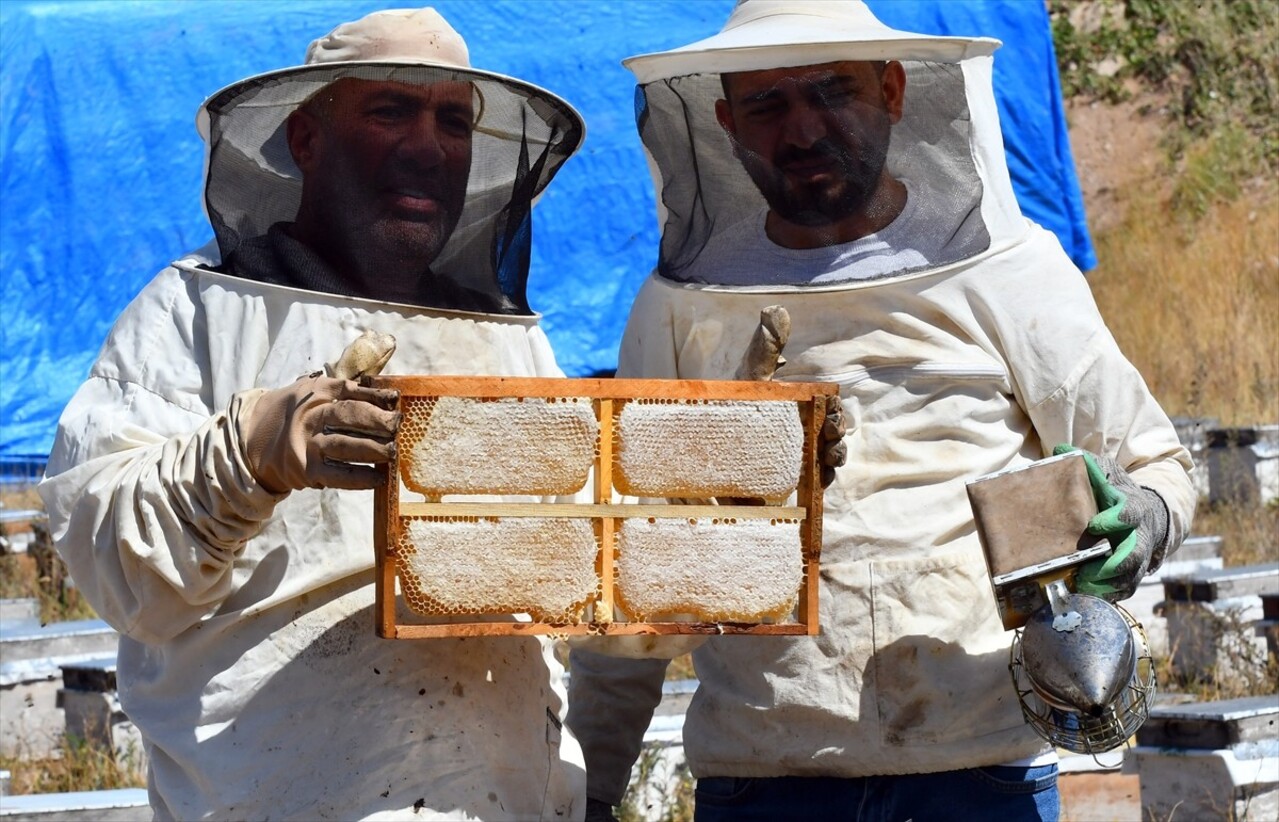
[584, 798, 619, 822]
[325, 329, 397, 382]
[734, 305, 846, 488]
[239, 332, 400, 494]
[1053, 444, 1171, 602]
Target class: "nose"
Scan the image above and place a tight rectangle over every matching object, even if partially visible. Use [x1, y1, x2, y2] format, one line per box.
[397, 112, 447, 168]
[780, 103, 828, 150]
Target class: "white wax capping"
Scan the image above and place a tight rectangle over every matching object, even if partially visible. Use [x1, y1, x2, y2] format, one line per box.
[398, 517, 599, 620]
[615, 400, 803, 498]
[402, 396, 597, 496]
[616, 517, 802, 622]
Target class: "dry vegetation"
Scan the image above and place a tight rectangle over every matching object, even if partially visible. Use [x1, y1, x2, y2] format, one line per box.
[0, 737, 146, 795]
[1, 0, 1275, 810]
[1054, 0, 1278, 709]
[1087, 190, 1278, 427]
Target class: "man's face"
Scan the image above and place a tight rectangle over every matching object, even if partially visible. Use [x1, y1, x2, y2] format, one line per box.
[716, 61, 904, 228]
[288, 77, 474, 267]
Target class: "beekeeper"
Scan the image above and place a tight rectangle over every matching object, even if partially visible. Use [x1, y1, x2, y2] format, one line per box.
[38, 8, 588, 820]
[567, 2, 1194, 819]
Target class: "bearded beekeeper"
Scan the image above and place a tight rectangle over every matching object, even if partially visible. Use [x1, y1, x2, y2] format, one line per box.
[566, 2, 1195, 819]
[38, 7, 589, 820]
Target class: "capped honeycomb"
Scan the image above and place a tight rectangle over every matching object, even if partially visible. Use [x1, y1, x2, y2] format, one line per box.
[613, 399, 803, 498]
[370, 374, 834, 639]
[398, 395, 598, 496]
[614, 516, 803, 622]
[396, 516, 599, 622]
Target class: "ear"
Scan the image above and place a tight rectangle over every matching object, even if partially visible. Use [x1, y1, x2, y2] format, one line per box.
[881, 61, 906, 124]
[285, 108, 322, 173]
[714, 98, 737, 136]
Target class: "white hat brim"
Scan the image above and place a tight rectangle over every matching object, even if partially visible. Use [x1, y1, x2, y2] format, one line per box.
[623, 4, 1000, 84]
[197, 59, 584, 144]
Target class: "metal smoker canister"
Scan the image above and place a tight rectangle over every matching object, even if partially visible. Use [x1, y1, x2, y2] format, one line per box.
[1011, 579, 1156, 754]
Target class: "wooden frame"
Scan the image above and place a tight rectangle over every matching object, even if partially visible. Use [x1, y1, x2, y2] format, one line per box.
[368, 376, 836, 639]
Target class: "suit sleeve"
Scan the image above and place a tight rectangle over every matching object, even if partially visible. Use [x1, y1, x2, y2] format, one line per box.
[988, 231, 1196, 559]
[38, 288, 282, 645]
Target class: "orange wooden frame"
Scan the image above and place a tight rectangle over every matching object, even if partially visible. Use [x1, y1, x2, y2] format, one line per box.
[367, 376, 835, 639]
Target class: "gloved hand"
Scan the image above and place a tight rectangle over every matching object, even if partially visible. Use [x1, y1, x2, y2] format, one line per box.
[1053, 444, 1171, 602]
[819, 394, 847, 489]
[325, 329, 397, 382]
[584, 798, 618, 822]
[734, 305, 846, 488]
[239, 332, 400, 494]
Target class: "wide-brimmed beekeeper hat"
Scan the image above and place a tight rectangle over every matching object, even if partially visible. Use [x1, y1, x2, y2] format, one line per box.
[620, 0, 1025, 288]
[196, 7, 585, 313]
[623, 0, 999, 83]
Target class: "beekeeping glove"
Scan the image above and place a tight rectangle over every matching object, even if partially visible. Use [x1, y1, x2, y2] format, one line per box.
[734, 305, 846, 487]
[238, 332, 399, 494]
[325, 329, 397, 382]
[1052, 444, 1171, 602]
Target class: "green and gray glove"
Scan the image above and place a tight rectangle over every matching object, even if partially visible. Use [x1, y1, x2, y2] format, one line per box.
[1053, 444, 1171, 602]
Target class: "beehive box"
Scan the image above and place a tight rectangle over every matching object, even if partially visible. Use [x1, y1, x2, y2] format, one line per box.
[367, 376, 837, 639]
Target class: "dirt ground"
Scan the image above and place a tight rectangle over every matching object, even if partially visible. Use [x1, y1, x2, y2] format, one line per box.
[1059, 771, 1143, 822]
[1063, 92, 1168, 235]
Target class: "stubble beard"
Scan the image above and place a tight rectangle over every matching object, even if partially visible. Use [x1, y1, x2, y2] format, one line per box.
[367, 209, 460, 269]
[743, 117, 892, 228]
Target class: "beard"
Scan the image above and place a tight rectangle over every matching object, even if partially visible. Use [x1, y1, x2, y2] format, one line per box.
[315, 167, 466, 274]
[365, 207, 461, 266]
[738, 116, 892, 228]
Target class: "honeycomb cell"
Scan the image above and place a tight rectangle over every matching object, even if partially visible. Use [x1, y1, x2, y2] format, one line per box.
[613, 399, 803, 498]
[399, 396, 598, 496]
[614, 517, 803, 622]
[396, 516, 600, 622]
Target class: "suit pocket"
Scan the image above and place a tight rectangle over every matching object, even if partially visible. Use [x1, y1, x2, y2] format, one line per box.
[868, 548, 1026, 747]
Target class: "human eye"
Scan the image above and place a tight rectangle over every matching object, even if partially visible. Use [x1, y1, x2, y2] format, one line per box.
[368, 102, 412, 122]
[814, 79, 860, 106]
[364, 92, 422, 122]
[741, 95, 785, 121]
[437, 107, 475, 137]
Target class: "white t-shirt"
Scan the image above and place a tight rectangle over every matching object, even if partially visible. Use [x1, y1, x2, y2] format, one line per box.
[676, 180, 987, 286]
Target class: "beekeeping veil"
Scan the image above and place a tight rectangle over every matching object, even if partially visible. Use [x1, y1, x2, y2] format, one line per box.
[623, 0, 1026, 286]
[196, 7, 584, 313]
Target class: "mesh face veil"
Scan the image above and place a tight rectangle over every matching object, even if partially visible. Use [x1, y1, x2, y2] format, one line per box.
[623, 0, 1024, 288]
[196, 9, 584, 314]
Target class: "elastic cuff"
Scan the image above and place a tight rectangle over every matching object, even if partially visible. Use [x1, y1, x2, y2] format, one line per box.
[1141, 486, 1172, 574]
[227, 389, 291, 503]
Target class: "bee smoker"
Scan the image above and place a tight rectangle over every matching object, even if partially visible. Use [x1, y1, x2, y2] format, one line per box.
[967, 451, 1156, 755]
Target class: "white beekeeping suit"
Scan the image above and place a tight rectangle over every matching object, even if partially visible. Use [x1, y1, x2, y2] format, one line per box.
[567, 0, 1193, 813]
[39, 7, 588, 820]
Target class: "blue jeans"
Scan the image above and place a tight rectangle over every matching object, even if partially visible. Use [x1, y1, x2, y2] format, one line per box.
[693, 765, 1059, 822]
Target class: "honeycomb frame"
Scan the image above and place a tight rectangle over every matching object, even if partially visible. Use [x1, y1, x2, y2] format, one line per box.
[366, 375, 837, 639]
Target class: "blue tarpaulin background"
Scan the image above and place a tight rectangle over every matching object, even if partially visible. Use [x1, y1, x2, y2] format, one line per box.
[0, 0, 1094, 462]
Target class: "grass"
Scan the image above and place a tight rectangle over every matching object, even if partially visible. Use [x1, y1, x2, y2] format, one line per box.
[1153, 497, 1278, 703]
[617, 745, 695, 822]
[0, 733, 146, 795]
[4, 5, 1278, 812]
[1049, 0, 1278, 172]
[0, 538, 98, 625]
[1086, 190, 1279, 426]
[1195, 499, 1279, 570]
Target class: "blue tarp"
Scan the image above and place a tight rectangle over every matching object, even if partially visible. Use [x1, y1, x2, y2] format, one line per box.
[0, 0, 1094, 461]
